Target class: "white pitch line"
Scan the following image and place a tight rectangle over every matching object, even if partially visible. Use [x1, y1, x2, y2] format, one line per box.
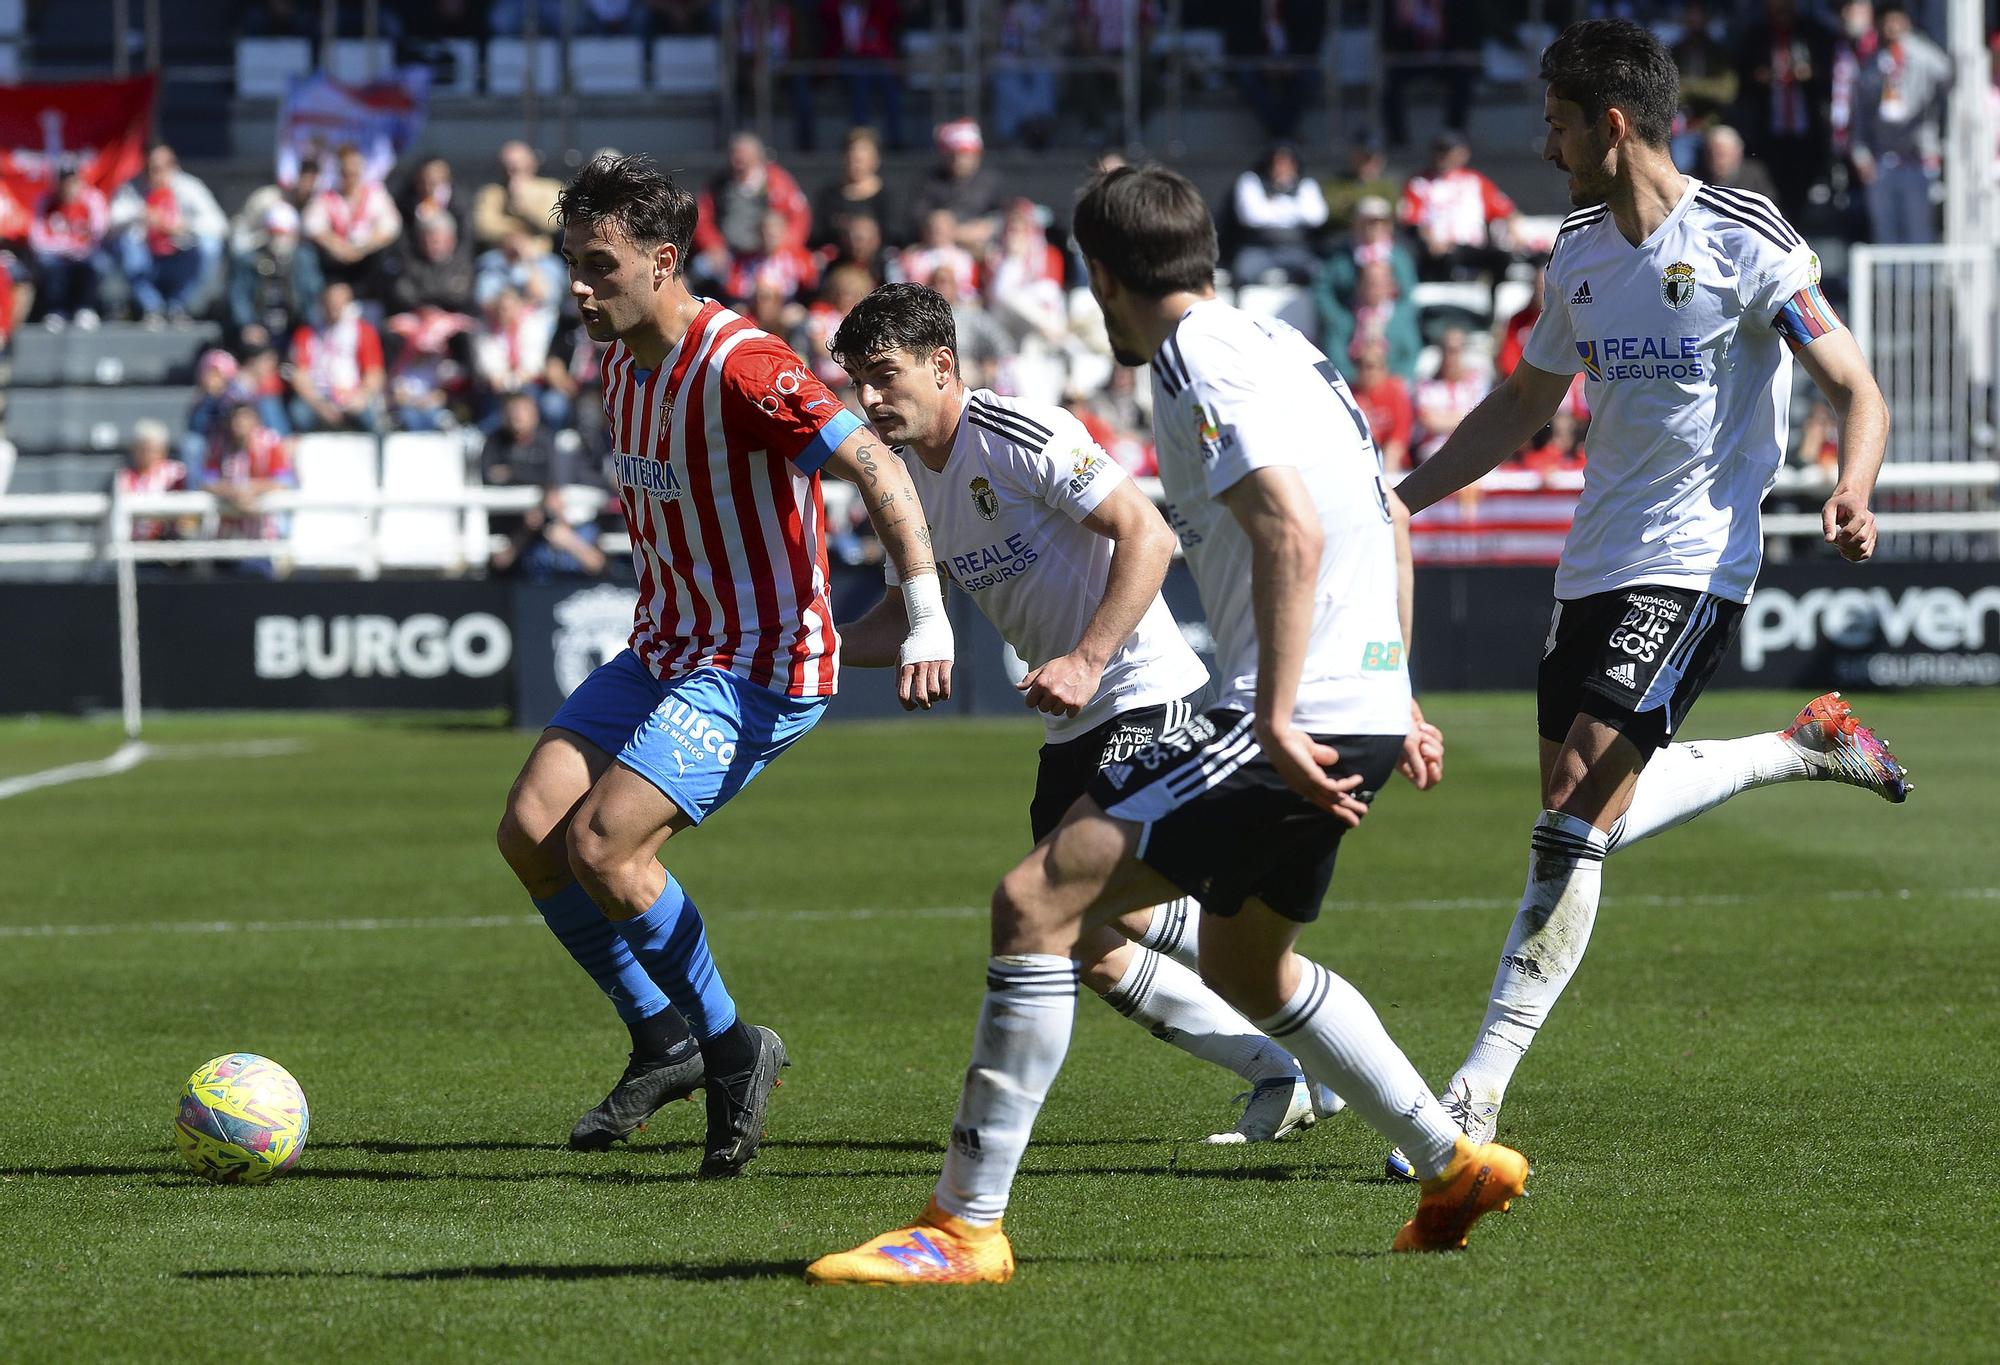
[2, 888, 1995, 942]
[0, 741, 149, 801]
[0, 737, 304, 803]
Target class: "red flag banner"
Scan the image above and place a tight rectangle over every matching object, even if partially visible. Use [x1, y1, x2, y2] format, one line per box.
[0, 74, 158, 237]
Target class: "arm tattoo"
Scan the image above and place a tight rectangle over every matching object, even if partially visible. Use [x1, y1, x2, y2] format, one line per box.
[851, 442, 885, 487]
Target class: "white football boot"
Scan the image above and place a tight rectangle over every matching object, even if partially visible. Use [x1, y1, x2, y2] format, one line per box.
[1205, 1075, 1317, 1144]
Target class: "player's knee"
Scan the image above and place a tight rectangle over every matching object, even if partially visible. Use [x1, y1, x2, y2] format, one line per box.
[563, 818, 618, 900]
[990, 863, 1060, 954]
[496, 797, 565, 895]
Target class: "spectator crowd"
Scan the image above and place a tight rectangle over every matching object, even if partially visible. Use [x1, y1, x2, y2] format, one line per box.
[5, 1, 1992, 576]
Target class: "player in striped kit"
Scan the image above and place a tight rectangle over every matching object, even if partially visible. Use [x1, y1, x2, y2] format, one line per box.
[829, 282, 1362, 1144]
[494, 154, 953, 1177]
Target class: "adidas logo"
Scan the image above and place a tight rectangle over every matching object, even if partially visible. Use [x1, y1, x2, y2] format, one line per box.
[1604, 660, 1638, 686]
[1570, 280, 1593, 305]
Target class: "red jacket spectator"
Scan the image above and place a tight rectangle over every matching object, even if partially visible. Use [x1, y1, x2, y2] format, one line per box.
[1399, 142, 1515, 252]
[1496, 308, 1535, 378]
[292, 310, 385, 407]
[1512, 410, 1588, 480]
[1352, 364, 1415, 472]
[203, 405, 297, 541]
[117, 422, 189, 541]
[819, 0, 900, 60]
[728, 243, 820, 305]
[694, 133, 812, 262]
[30, 181, 109, 259]
[289, 281, 387, 431]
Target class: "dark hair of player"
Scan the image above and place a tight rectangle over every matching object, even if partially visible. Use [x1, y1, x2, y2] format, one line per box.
[1071, 164, 1217, 297]
[1539, 19, 1680, 150]
[827, 281, 960, 371]
[554, 152, 698, 275]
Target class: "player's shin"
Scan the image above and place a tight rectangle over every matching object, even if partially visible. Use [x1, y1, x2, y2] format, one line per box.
[1102, 947, 1297, 1083]
[1252, 957, 1461, 1178]
[1608, 736, 1804, 852]
[609, 872, 752, 1065]
[534, 880, 677, 1028]
[933, 955, 1079, 1225]
[1456, 811, 1607, 1111]
[1131, 896, 1201, 969]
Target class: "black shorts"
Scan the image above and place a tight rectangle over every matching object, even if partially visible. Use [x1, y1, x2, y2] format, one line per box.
[1537, 585, 1744, 756]
[1083, 708, 1404, 923]
[1030, 692, 1204, 842]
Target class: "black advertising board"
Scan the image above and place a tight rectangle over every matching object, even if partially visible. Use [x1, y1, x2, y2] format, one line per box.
[0, 584, 123, 714]
[0, 559, 1992, 719]
[134, 580, 514, 710]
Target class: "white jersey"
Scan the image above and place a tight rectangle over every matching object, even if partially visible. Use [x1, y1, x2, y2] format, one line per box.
[1149, 299, 1410, 736]
[1523, 178, 1827, 604]
[897, 389, 1209, 743]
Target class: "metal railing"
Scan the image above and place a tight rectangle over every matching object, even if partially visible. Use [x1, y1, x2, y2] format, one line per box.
[1, 460, 1991, 734]
[1849, 244, 2000, 560]
[2, 462, 1991, 576]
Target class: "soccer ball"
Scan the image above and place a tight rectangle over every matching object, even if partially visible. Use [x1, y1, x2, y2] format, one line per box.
[173, 1053, 310, 1185]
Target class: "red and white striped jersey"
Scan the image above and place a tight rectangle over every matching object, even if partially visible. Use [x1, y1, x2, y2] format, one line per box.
[115, 458, 189, 541]
[600, 300, 864, 698]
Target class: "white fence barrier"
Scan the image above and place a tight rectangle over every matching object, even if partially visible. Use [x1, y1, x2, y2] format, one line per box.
[1849, 244, 2000, 561]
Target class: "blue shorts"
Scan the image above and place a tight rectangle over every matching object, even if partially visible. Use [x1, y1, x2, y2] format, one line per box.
[548, 651, 829, 824]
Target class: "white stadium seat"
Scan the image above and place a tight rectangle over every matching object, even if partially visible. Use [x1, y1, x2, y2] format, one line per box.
[488, 37, 562, 96]
[378, 432, 473, 572]
[1492, 278, 1536, 325]
[570, 36, 645, 95]
[1234, 284, 1318, 336]
[289, 434, 379, 572]
[235, 37, 311, 99]
[651, 36, 721, 95]
[328, 38, 395, 85]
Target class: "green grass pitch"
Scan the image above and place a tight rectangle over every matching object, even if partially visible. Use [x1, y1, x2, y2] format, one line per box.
[1, 691, 1994, 1362]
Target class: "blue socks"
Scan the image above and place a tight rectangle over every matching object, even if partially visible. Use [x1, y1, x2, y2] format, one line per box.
[533, 880, 673, 1025]
[610, 873, 739, 1041]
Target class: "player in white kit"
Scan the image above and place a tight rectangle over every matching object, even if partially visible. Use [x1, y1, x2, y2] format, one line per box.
[808, 167, 1528, 1285]
[1387, 20, 1912, 1176]
[828, 280, 1349, 1143]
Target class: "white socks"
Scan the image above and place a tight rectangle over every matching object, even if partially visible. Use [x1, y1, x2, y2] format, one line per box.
[1103, 947, 1299, 1084]
[1609, 734, 1808, 852]
[1254, 958, 1462, 1179]
[934, 955, 1078, 1225]
[1133, 896, 1200, 968]
[1456, 810, 1607, 1110]
[1445, 733, 1809, 1118]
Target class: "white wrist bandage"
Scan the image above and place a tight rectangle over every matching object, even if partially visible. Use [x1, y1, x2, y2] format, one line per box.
[899, 572, 954, 667]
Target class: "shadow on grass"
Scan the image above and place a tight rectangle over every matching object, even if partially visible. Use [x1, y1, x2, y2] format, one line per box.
[178, 1243, 1389, 1282]
[180, 1260, 807, 1283]
[3, 1158, 1341, 1189]
[309, 1137, 960, 1157]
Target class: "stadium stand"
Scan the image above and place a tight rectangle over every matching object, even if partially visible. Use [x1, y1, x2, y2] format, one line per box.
[0, 2, 1993, 588]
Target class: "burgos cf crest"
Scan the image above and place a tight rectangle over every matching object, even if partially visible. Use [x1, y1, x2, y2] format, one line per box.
[969, 475, 999, 521]
[1661, 261, 1696, 310]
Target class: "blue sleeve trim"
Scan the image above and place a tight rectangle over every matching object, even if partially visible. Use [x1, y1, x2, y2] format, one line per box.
[793, 406, 863, 473]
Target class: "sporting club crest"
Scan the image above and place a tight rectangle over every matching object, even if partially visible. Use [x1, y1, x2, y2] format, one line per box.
[551, 583, 636, 696]
[1661, 261, 1696, 310]
[969, 475, 999, 521]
